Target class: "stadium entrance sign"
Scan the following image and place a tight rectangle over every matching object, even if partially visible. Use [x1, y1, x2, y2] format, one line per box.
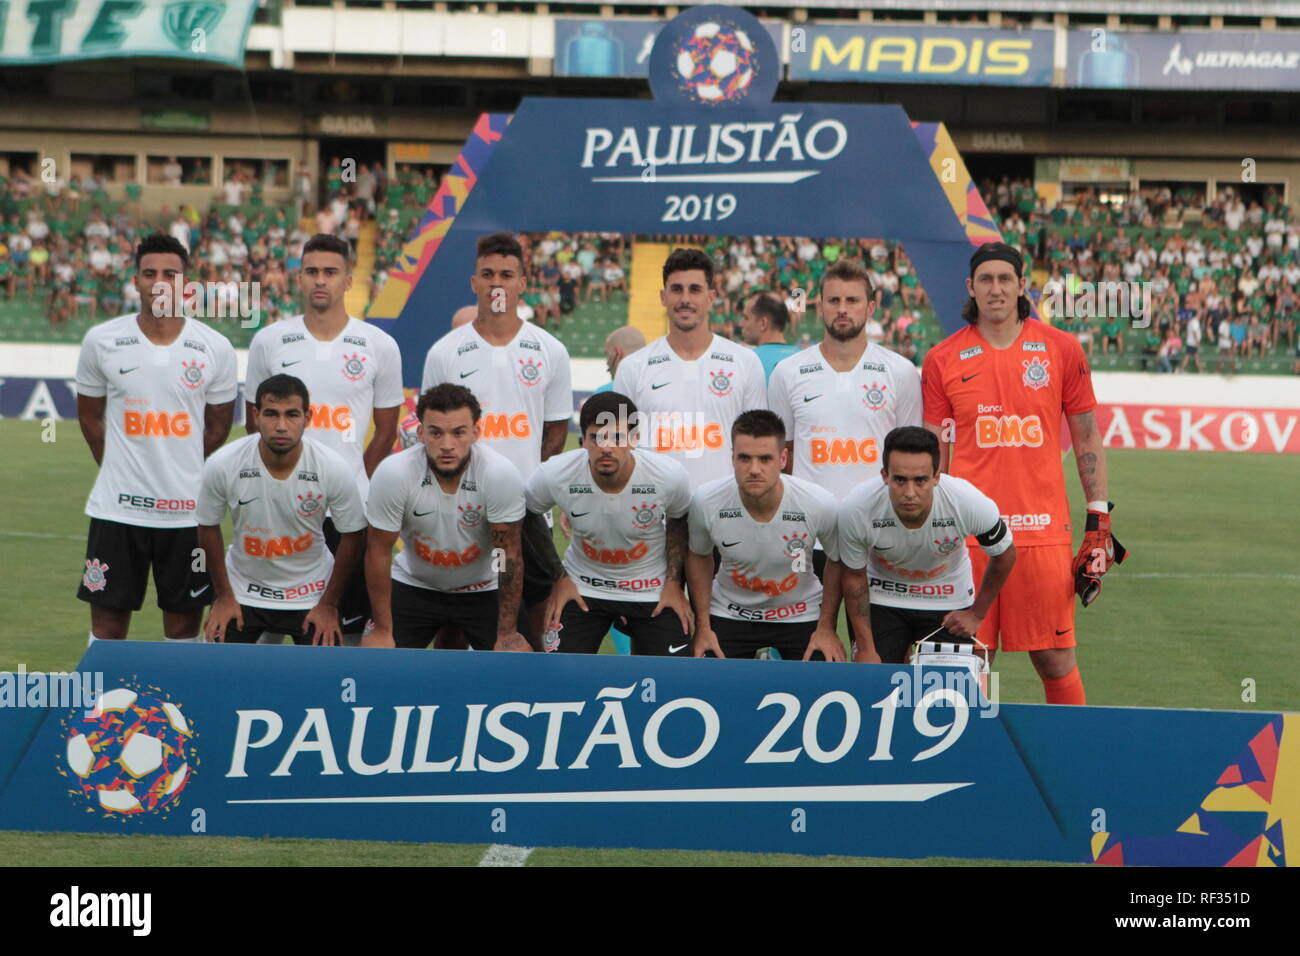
[0, 643, 1292, 865]
[0, 0, 258, 67]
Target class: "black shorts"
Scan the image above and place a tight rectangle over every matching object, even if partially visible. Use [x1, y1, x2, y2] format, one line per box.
[390, 579, 528, 650]
[709, 615, 823, 661]
[323, 517, 369, 634]
[554, 595, 689, 656]
[77, 518, 213, 613]
[869, 602, 970, 664]
[221, 605, 320, 646]
[522, 510, 563, 606]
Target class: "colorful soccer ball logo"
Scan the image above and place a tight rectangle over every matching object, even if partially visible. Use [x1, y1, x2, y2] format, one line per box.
[674, 22, 756, 103]
[64, 687, 194, 815]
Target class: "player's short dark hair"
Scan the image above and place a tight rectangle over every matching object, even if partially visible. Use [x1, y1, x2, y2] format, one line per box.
[135, 233, 188, 271]
[579, 390, 640, 436]
[417, 383, 481, 423]
[662, 247, 714, 287]
[732, 409, 785, 445]
[883, 426, 940, 473]
[255, 374, 310, 411]
[302, 233, 353, 268]
[821, 258, 874, 297]
[476, 231, 524, 268]
[748, 291, 790, 332]
[963, 242, 1031, 324]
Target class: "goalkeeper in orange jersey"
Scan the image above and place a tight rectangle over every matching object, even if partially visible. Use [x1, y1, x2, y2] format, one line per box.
[921, 243, 1125, 705]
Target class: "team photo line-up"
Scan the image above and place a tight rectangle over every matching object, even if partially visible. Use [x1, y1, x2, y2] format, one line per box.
[74, 229, 1123, 705]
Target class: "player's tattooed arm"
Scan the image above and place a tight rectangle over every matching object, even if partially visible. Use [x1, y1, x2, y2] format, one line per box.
[841, 564, 881, 663]
[77, 394, 107, 465]
[490, 520, 530, 651]
[203, 401, 235, 459]
[364, 406, 400, 478]
[1067, 411, 1109, 502]
[665, 517, 688, 584]
[540, 419, 568, 462]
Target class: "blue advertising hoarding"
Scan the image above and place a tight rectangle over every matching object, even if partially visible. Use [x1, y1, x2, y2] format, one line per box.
[788, 24, 1055, 86]
[1069, 28, 1300, 91]
[555, 17, 786, 79]
[0, 642, 1293, 864]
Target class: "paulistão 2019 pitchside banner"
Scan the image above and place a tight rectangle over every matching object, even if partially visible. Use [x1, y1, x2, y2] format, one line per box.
[0, 0, 259, 67]
[0, 643, 1293, 865]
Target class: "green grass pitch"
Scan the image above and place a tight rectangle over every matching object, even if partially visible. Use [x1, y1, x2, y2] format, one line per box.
[1, 419, 1295, 865]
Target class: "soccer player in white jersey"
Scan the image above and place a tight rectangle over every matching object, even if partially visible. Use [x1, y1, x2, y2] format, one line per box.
[838, 426, 1016, 664]
[362, 383, 530, 652]
[768, 258, 922, 518]
[244, 234, 403, 638]
[198, 375, 366, 645]
[526, 391, 693, 655]
[420, 232, 572, 641]
[75, 234, 237, 644]
[687, 410, 844, 661]
[614, 248, 766, 488]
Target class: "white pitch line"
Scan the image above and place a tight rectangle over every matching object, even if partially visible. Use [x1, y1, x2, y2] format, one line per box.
[479, 844, 534, 867]
[1121, 572, 1300, 582]
[0, 529, 84, 540]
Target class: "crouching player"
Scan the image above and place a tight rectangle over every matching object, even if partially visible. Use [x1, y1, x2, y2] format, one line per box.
[525, 391, 693, 654]
[688, 410, 844, 661]
[362, 383, 530, 651]
[198, 375, 366, 644]
[838, 426, 1016, 664]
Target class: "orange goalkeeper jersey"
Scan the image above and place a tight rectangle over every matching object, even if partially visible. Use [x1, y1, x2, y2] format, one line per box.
[921, 320, 1096, 548]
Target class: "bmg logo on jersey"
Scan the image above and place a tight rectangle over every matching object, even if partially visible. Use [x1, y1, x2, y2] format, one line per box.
[810, 436, 878, 465]
[123, 410, 192, 438]
[517, 358, 544, 386]
[309, 404, 354, 432]
[481, 413, 531, 439]
[975, 415, 1043, 448]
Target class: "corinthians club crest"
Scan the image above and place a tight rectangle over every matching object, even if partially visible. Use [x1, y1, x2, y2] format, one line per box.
[862, 381, 888, 411]
[296, 492, 324, 518]
[933, 534, 961, 556]
[631, 503, 659, 528]
[782, 532, 810, 559]
[708, 368, 733, 397]
[1022, 356, 1050, 390]
[342, 352, 368, 382]
[518, 358, 544, 387]
[180, 359, 205, 389]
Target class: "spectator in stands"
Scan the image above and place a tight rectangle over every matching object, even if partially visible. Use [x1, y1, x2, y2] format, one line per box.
[223, 168, 247, 206]
[168, 208, 191, 252]
[602, 258, 627, 299]
[162, 156, 183, 187]
[1156, 327, 1181, 373]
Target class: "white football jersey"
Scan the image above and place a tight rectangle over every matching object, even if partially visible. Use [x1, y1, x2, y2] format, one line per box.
[838, 474, 1011, 610]
[244, 315, 404, 489]
[367, 442, 525, 594]
[197, 435, 366, 610]
[76, 314, 238, 528]
[768, 342, 922, 501]
[525, 448, 692, 601]
[420, 320, 573, 480]
[613, 335, 767, 488]
[688, 475, 838, 624]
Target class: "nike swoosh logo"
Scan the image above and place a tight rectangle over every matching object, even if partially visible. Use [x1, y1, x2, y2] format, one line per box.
[721, 541, 740, 548]
[669, 643, 689, 654]
[571, 511, 590, 517]
[875, 546, 894, 551]
[342, 615, 365, 627]
[281, 360, 301, 368]
[651, 382, 669, 390]
[237, 498, 258, 506]
[119, 367, 138, 375]
[189, 585, 210, 598]
[1055, 628, 1071, 635]
[961, 373, 979, 382]
[803, 394, 821, 403]
[460, 370, 478, 379]
[413, 508, 434, 517]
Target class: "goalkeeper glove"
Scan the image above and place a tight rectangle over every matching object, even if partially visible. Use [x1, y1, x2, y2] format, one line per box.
[1073, 502, 1128, 607]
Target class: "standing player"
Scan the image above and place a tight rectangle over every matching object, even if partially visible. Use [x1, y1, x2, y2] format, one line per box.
[198, 375, 365, 645]
[527, 391, 693, 654]
[738, 291, 798, 383]
[75, 233, 237, 644]
[922, 242, 1117, 704]
[362, 384, 530, 652]
[839, 427, 1016, 663]
[421, 232, 572, 642]
[615, 248, 766, 488]
[769, 259, 922, 573]
[244, 234, 403, 640]
[687, 411, 843, 661]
